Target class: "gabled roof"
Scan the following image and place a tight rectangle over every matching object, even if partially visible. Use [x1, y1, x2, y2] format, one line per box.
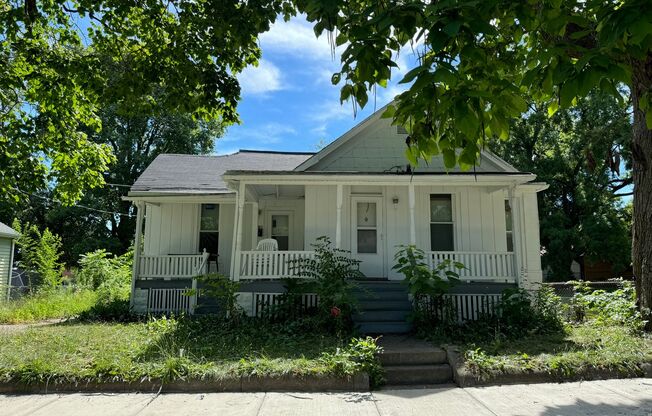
[0, 222, 20, 239]
[130, 150, 313, 195]
[295, 103, 520, 174]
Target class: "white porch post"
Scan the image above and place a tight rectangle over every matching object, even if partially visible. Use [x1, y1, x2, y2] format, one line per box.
[408, 183, 416, 245]
[508, 187, 525, 287]
[251, 201, 259, 250]
[335, 184, 343, 249]
[231, 181, 246, 281]
[130, 201, 145, 309]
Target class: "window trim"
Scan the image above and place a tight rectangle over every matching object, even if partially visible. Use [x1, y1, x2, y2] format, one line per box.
[429, 194, 455, 251]
[198, 203, 220, 257]
[504, 200, 514, 252]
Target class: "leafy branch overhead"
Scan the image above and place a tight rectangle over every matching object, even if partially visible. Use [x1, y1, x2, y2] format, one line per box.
[303, 0, 652, 169]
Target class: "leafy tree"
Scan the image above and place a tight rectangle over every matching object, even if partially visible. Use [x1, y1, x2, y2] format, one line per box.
[300, 0, 652, 326]
[492, 92, 632, 280]
[1, 0, 287, 204]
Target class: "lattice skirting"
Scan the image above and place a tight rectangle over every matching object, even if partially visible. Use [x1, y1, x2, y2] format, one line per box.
[147, 288, 194, 314]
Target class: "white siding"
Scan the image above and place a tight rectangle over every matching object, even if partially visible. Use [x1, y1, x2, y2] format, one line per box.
[218, 203, 235, 275]
[305, 184, 510, 279]
[308, 117, 504, 173]
[144, 203, 200, 255]
[0, 238, 12, 289]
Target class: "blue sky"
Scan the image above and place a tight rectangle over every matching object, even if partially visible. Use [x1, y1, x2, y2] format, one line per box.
[218, 16, 418, 155]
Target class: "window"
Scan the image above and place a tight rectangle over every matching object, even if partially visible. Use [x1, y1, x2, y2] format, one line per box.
[199, 204, 219, 260]
[505, 200, 514, 252]
[356, 202, 378, 253]
[271, 214, 290, 251]
[430, 194, 454, 251]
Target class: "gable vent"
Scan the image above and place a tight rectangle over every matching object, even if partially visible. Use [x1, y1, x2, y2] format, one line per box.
[396, 125, 408, 134]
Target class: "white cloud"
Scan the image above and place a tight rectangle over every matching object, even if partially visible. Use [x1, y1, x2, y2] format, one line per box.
[310, 99, 356, 123]
[260, 18, 341, 61]
[223, 122, 297, 147]
[238, 59, 283, 96]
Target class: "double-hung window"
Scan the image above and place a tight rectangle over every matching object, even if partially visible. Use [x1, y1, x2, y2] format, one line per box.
[505, 200, 514, 252]
[430, 194, 454, 251]
[199, 204, 219, 260]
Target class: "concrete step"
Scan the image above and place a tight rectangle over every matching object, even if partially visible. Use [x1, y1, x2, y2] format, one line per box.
[354, 310, 410, 322]
[358, 300, 412, 311]
[384, 364, 453, 385]
[357, 321, 411, 334]
[380, 349, 447, 366]
[354, 291, 409, 301]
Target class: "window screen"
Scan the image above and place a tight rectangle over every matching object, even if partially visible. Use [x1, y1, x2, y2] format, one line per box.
[430, 195, 454, 251]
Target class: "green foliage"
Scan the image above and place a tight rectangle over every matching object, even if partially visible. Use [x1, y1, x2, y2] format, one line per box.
[0, 316, 372, 385]
[74, 249, 133, 321]
[288, 236, 362, 333]
[1, 1, 284, 204]
[569, 280, 644, 331]
[393, 245, 461, 329]
[192, 273, 242, 319]
[393, 245, 461, 298]
[319, 336, 385, 388]
[11, 219, 64, 290]
[492, 92, 632, 280]
[0, 289, 97, 324]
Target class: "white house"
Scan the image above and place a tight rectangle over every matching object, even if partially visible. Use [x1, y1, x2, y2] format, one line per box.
[0, 221, 19, 301]
[125, 105, 548, 317]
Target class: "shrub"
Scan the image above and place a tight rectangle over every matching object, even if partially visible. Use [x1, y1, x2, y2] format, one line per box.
[569, 280, 643, 331]
[11, 219, 64, 290]
[392, 245, 462, 330]
[76, 249, 132, 304]
[319, 336, 384, 388]
[288, 236, 362, 334]
[192, 273, 242, 319]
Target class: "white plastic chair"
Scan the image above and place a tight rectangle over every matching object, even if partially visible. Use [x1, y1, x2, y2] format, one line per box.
[255, 238, 278, 251]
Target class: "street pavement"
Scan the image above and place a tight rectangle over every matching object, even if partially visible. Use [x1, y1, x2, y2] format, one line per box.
[1, 378, 651, 416]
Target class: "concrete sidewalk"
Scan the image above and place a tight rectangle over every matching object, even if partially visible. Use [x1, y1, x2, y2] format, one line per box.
[2, 378, 651, 416]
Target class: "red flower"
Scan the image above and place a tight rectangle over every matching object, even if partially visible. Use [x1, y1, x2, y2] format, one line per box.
[330, 306, 341, 317]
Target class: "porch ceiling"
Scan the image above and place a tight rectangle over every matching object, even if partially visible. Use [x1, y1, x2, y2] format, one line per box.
[250, 184, 305, 199]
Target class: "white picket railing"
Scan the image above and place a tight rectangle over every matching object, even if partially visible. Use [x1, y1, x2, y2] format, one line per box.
[428, 251, 516, 282]
[239, 251, 316, 279]
[138, 252, 209, 279]
[148, 288, 194, 313]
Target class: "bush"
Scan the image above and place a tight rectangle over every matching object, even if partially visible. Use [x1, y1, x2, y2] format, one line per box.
[11, 219, 64, 290]
[192, 273, 242, 319]
[569, 280, 643, 331]
[319, 336, 384, 388]
[76, 249, 132, 304]
[287, 236, 362, 335]
[393, 245, 462, 332]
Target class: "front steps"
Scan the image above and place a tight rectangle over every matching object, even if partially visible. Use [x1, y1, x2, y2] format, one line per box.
[379, 335, 453, 386]
[353, 281, 411, 334]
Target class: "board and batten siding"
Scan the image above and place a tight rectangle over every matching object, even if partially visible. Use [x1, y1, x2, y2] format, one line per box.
[304, 184, 509, 279]
[307, 117, 503, 173]
[0, 238, 12, 290]
[257, 199, 306, 251]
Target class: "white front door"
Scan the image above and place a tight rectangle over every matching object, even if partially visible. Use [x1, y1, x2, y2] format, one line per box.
[351, 197, 384, 277]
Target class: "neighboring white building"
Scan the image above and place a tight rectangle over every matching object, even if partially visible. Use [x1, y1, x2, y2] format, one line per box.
[125, 105, 548, 316]
[0, 222, 19, 300]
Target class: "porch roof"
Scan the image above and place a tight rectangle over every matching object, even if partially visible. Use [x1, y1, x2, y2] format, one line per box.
[128, 150, 314, 196]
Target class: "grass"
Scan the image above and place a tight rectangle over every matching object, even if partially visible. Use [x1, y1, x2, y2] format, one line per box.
[0, 316, 364, 385]
[463, 323, 652, 380]
[0, 289, 98, 324]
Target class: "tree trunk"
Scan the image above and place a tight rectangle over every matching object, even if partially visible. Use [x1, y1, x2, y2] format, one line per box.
[631, 54, 652, 330]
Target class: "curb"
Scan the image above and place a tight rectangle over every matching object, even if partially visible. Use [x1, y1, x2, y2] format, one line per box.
[444, 345, 650, 387]
[0, 373, 369, 394]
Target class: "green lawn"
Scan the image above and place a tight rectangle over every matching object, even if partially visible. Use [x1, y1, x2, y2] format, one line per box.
[463, 323, 652, 379]
[0, 317, 356, 384]
[0, 289, 97, 324]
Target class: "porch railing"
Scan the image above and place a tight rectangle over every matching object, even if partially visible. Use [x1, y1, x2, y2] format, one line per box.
[138, 252, 209, 279]
[239, 251, 316, 279]
[428, 251, 516, 282]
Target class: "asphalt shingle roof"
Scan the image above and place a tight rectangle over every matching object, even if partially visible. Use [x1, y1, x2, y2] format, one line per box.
[0, 221, 19, 239]
[130, 150, 314, 194]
